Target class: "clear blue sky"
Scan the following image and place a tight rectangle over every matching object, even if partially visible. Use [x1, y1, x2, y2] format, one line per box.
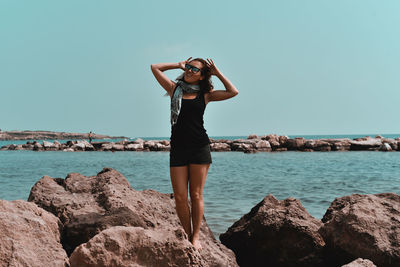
[1, 0, 399, 138]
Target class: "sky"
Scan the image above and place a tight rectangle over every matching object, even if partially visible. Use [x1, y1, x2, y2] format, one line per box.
[1, 0, 399, 138]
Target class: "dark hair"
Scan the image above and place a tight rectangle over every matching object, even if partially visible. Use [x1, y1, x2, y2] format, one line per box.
[177, 58, 214, 93]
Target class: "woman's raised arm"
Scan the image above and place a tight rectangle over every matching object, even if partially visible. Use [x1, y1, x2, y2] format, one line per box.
[205, 59, 238, 103]
[151, 57, 191, 96]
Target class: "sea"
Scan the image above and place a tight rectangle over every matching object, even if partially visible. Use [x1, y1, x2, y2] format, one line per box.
[1, 134, 400, 238]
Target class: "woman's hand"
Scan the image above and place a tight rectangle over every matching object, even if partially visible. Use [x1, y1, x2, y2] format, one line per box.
[178, 57, 192, 70]
[206, 58, 221, 76]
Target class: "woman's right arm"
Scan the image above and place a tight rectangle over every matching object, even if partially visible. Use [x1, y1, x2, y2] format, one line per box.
[151, 58, 191, 96]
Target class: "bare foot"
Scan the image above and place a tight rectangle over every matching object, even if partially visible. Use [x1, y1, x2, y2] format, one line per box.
[191, 236, 202, 251]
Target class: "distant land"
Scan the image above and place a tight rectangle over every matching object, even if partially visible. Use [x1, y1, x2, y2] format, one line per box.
[0, 130, 128, 141]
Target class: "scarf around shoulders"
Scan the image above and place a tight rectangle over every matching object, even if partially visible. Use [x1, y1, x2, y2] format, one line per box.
[170, 73, 201, 125]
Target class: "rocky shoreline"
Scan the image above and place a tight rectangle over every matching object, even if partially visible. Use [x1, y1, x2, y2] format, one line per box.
[1, 134, 400, 152]
[1, 168, 399, 266]
[0, 130, 128, 141]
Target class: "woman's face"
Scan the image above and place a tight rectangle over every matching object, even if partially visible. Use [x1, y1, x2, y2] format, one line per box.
[184, 60, 204, 84]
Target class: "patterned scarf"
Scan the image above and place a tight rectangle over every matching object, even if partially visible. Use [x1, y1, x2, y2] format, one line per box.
[170, 73, 201, 125]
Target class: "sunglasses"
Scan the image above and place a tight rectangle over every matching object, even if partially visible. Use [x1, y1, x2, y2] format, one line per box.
[185, 63, 201, 74]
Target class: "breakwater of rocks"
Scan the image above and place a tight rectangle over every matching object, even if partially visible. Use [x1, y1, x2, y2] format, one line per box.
[1, 134, 400, 152]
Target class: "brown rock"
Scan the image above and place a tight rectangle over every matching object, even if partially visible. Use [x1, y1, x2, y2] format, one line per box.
[341, 258, 377, 267]
[382, 138, 398, 150]
[285, 137, 306, 150]
[255, 140, 271, 151]
[279, 135, 289, 146]
[210, 142, 231, 151]
[28, 168, 237, 266]
[379, 143, 392, 152]
[125, 143, 144, 151]
[305, 140, 332, 151]
[350, 138, 382, 151]
[0, 200, 69, 267]
[220, 194, 325, 267]
[70, 226, 206, 267]
[320, 193, 400, 267]
[321, 139, 352, 151]
[247, 134, 259, 139]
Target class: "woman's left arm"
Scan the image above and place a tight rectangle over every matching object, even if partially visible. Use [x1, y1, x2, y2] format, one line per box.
[206, 59, 239, 102]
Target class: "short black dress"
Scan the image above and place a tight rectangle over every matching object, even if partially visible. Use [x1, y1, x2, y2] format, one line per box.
[170, 87, 212, 167]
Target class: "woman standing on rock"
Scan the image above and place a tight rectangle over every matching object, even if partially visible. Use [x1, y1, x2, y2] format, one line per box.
[151, 57, 238, 250]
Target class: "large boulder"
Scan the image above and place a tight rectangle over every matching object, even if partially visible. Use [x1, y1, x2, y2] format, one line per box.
[220, 194, 325, 267]
[255, 140, 271, 151]
[304, 140, 332, 151]
[350, 138, 382, 151]
[28, 168, 237, 266]
[0, 200, 69, 267]
[319, 193, 400, 267]
[285, 137, 306, 151]
[70, 226, 205, 267]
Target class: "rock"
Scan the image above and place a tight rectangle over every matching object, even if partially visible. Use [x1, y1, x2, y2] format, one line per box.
[72, 140, 94, 151]
[70, 226, 206, 267]
[43, 140, 58, 150]
[379, 143, 392, 152]
[264, 134, 280, 143]
[0, 200, 69, 267]
[255, 140, 271, 151]
[247, 134, 259, 139]
[28, 168, 238, 266]
[63, 148, 74, 152]
[305, 140, 332, 151]
[382, 138, 398, 150]
[133, 138, 144, 144]
[278, 135, 289, 147]
[285, 137, 306, 151]
[101, 142, 114, 151]
[125, 143, 144, 151]
[243, 147, 258, 153]
[320, 193, 400, 267]
[111, 144, 125, 151]
[231, 140, 256, 151]
[33, 142, 43, 151]
[210, 142, 231, 151]
[220, 194, 325, 267]
[160, 140, 170, 146]
[15, 144, 24, 150]
[350, 138, 382, 151]
[341, 258, 377, 267]
[7, 144, 17, 150]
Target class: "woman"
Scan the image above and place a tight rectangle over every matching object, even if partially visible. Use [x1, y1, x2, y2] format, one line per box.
[150, 57, 238, 250]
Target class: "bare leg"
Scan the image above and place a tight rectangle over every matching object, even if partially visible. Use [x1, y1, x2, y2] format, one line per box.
[189, 163, 210, 250]
[170, 166, 191, 238]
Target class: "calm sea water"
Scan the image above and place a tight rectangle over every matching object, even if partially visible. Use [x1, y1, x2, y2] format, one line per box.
[1, 134, 400, 237]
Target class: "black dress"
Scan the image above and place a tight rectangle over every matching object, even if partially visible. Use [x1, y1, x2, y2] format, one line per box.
[169, 89, 212, 167]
